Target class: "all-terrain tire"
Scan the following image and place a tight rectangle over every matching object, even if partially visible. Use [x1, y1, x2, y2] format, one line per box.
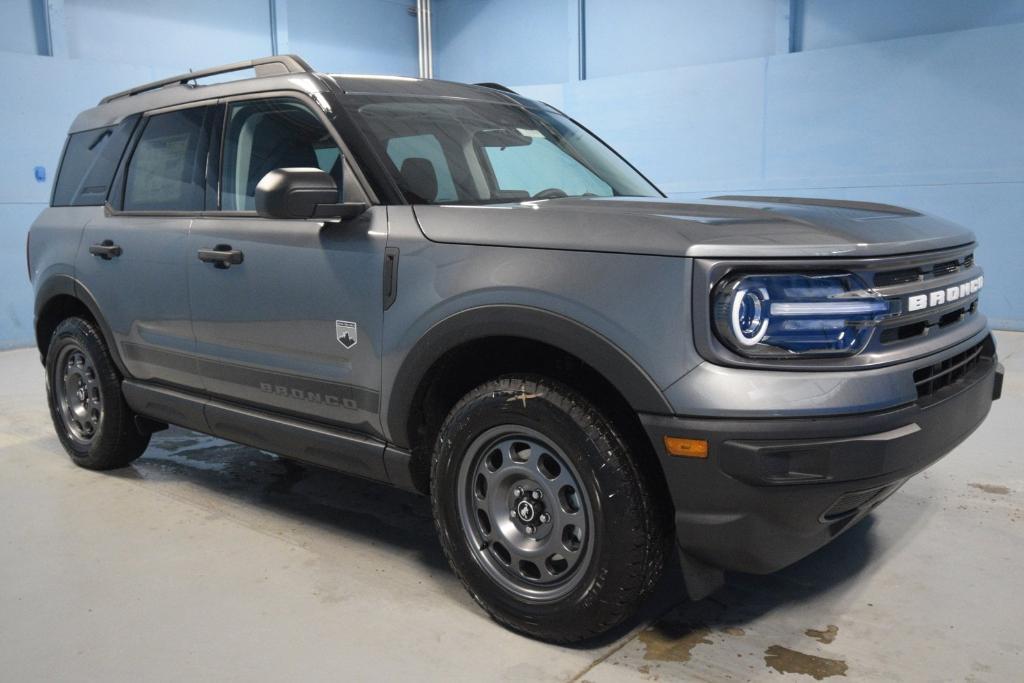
[431, 376, 669, 643]
[45, 316, 150, 470]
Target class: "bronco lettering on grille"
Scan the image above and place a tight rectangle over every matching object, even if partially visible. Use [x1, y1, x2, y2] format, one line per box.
[907, 275, 983, 312]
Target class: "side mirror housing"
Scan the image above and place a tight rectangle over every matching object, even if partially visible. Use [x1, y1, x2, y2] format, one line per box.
[255, 168, 367, 220]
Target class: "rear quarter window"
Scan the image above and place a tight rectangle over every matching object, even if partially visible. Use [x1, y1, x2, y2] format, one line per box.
[51, 115, 139, 207]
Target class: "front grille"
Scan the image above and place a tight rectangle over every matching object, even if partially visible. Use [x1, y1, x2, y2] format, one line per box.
[867, 249, 980, 349]
[867, 252, 974, 290]
[874, 268, 920, 287]
[913, 340, 986, 400]
[880, 300, 978, 344]
[932, 259, 959, 277]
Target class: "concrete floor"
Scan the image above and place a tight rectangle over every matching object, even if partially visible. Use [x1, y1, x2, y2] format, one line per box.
[1, 332, 1022, 682]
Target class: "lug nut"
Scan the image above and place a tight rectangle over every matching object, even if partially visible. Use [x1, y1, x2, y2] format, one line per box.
[531, 490, 542, 500]
[510, 509, 517, 520]
[513, 487, 524, 498]
[526, 525, 536, 534]
[539, 513, 550, 524]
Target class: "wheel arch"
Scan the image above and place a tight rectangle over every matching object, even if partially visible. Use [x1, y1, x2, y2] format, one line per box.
[388, 305, 671, 448]
[34, 274, 128, 376]
[386, 305, 674, 495]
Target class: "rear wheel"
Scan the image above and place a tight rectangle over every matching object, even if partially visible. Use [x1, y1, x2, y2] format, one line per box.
[431, 376, 668, 643]
[45, 317, 150, 470]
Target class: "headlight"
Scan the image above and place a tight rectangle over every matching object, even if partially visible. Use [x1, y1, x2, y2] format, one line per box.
[712, 273, 891, 358]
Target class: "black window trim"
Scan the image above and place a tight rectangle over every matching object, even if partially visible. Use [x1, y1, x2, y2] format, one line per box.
[50, 132, 73, 207]
[105, 89, 377, 218]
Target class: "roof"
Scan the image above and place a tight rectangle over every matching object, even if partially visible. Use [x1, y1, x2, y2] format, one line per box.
[69, 55, 535, 133]
[329, 74, 516, 103]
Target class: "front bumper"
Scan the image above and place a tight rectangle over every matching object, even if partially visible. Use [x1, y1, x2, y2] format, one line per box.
[642, 335, 1003, 575]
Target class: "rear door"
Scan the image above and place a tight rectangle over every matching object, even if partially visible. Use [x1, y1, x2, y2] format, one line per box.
[76, 104, 215, 391]
[187, 95, 386, 437]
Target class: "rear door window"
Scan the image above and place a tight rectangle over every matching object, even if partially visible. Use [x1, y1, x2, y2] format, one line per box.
[52, 115, 140, 207]
[123, 107, 211, 212]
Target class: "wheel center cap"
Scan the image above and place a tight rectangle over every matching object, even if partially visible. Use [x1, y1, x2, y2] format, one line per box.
[76, 388, 86, 402]
[516, 500, 536, 522]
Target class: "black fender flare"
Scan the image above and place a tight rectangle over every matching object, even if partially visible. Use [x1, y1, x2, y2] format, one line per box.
[34, 273, 129, 377]
[385, 305, 673, 448]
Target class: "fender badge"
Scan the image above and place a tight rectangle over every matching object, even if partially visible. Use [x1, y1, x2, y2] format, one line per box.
[336, 320, 357, 349]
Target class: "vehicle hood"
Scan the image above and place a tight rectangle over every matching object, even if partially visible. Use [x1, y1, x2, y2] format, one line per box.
[411, 195, 975, 258]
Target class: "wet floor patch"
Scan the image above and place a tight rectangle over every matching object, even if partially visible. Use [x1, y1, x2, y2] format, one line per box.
[969, 483, 1011, 495]
[764, 644, 848, 679]
[805, 624, 839, 644]
[151, 437, 206, 451]
[638, 623, 713, 663]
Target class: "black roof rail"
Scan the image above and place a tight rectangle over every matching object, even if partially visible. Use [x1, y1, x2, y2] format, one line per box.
[474, 82, 518, 95]
[99, 54, 315, 105]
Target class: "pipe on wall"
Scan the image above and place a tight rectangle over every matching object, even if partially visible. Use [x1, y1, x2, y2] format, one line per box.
[417, 0, 432, 78]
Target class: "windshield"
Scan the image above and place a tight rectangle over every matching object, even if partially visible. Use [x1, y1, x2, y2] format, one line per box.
[341, 94, 662, 205]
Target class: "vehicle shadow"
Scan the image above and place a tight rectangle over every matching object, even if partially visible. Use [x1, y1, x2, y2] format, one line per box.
[112, 427, 886, 649]
[110, 427, 450, 574]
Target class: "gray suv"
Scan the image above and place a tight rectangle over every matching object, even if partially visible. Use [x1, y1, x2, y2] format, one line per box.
[29, 56, 1003, 642]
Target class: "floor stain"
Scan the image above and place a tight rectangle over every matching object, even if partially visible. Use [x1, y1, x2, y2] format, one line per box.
[969, 483, 1011, 495]
[723, 626, 745, 636]
[805, 624, 839, 644]
[764, 645, 848, 680]
[639, 624, 713, 663]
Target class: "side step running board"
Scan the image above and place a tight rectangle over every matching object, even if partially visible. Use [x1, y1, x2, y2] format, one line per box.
[121, 380, 417, 490]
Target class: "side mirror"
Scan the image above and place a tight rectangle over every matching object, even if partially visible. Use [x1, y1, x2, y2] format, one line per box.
[255, 168, 367, 220]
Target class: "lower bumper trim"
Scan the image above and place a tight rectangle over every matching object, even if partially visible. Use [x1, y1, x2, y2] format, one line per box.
[643, 346, 999, 575]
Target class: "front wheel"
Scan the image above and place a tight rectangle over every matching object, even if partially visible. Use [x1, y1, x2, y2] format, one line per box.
[431, 377, 668, 642]
[45, 317, 150, 470]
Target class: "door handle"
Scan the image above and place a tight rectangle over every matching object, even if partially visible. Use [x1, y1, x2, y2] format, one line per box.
[197, 244, 244, 269]
[89, 240, 122, 260]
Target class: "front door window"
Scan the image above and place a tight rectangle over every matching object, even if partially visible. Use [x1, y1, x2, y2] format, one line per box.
[221, 98, 342, 211]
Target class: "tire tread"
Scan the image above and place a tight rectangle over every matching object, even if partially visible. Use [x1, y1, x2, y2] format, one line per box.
[45, 317, 149, 470]
[431, 375, 669, 643]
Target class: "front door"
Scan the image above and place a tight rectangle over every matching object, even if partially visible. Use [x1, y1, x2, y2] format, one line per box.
[187, 96, 386, 437]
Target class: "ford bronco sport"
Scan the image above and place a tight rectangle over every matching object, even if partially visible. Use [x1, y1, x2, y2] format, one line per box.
[29, 56, 1003, 642]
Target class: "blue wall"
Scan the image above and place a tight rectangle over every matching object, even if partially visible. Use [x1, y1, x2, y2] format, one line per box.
[0, 0, 417, 348]
[799, 0, 1024, 51]
[434, 0, 573, 84]
[586, 0, 779, 77]
[289, 0, 417, 74]
[434, 1, 1024, 331]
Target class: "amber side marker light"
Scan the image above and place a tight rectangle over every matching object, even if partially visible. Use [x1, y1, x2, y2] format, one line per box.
[663, 436, 709, 458]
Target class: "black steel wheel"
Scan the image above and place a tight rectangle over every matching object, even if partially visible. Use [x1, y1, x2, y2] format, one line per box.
[457, 426, 594, 602]
[432, 376, 669, 643]
[45, 317, 150, 470]
[54, 344, 104, 445]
